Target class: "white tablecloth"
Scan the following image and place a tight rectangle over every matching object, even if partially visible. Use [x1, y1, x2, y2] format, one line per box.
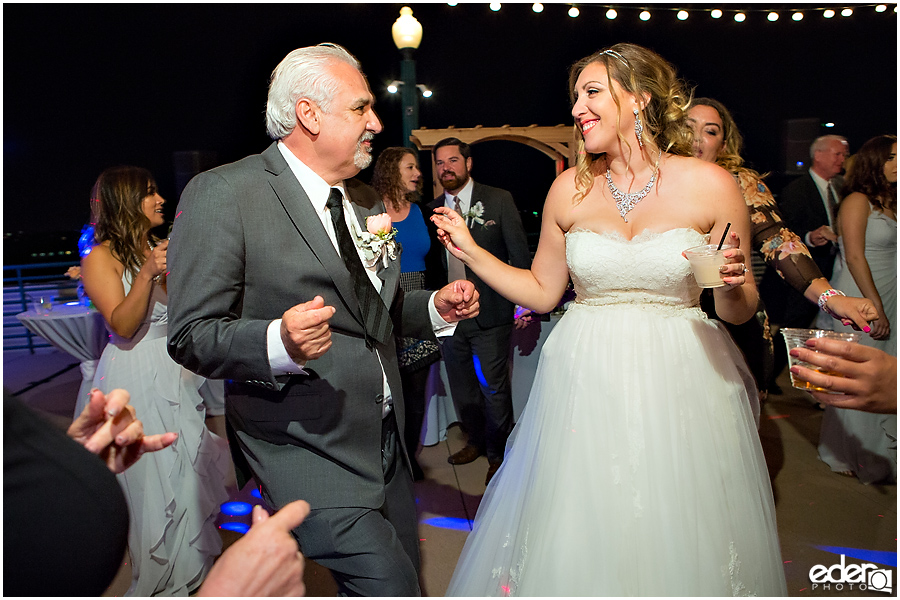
[421, 314, 561, 446]
[17, 304, 109, 403]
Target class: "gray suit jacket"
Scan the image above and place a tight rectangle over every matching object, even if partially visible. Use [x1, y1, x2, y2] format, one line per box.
[426, 181, 531, 329]
[167, 142, 435, 511]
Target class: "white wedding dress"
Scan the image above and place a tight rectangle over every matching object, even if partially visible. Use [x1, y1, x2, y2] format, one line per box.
[447, 228, 787, 596]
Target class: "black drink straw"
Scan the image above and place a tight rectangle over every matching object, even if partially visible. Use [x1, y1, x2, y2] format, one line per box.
[716, 223, 731, 250]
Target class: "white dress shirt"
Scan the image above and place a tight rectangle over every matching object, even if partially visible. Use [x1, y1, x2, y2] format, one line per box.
[266, 142, 455, 414]
[806, 168, 838, 246]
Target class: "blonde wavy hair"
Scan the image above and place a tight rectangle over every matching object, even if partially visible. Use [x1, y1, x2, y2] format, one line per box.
[568, 43, 693, 204]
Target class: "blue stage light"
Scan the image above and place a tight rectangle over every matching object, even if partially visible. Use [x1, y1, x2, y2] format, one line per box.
[422, 517, 473, 531]
[219, 522, 250, 534]
[221, 501, 253, 516]
[815, 545, 897, 567]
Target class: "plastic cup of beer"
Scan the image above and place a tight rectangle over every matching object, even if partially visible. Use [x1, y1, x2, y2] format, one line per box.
[684, 244, 734, 288]
[781, 328, 860, 393]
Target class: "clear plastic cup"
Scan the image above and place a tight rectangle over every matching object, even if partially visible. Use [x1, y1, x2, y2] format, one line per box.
[781, 328, 860, 393]
[684, 244, 734, 288]
[31, 294, 53, 315]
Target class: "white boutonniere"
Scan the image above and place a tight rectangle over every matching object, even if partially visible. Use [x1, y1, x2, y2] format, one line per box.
[352, 213, 399, 268]
[463, 201, 485, 228]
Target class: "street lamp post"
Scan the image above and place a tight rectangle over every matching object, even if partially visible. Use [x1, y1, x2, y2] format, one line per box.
[392, 7, 423, 148]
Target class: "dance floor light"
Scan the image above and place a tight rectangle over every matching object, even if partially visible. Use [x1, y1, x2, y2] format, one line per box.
[423, 517, 474, 531]
[251, 488, 262, 499]
[219, 522, 251, 534]
[815, 545, 897, 567]
[221, 501, 253, 516]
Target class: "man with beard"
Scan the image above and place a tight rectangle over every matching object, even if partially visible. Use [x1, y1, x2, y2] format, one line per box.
[426, 137, 530, 485]
[167, 45, 479, 596]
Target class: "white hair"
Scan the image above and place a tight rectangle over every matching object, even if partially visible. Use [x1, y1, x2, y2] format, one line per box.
[265, 43, 361, 140]
[810, 134, 848, 158]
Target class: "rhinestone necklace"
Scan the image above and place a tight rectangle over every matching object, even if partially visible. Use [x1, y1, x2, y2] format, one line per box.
[604, 160, 660, 223]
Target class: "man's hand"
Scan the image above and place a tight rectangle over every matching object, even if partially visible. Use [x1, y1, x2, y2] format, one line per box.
[789, 338, 897, 413]
[197, 500, 310, 597]
[808, 225, 838, 247]
[67, 388, 178, 474]
[434, 280, 480, 323]
[281, 296, 336, 363]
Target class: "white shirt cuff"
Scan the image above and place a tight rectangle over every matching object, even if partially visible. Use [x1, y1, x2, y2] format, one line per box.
[267, 319, 308, 376]
[429, 291, 457, 338]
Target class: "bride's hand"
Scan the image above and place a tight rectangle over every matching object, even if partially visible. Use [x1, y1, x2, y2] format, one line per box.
[719, 231, 749, 290]
[431, 206, 478, 262]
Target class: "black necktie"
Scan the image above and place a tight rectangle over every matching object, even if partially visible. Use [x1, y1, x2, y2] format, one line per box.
[326, 188, 392, 348]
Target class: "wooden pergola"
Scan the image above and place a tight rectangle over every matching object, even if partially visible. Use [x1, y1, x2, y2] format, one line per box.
[410, 125, 579, 199]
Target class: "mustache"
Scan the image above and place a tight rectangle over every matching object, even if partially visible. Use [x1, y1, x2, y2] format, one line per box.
[359, 131, 375, 144]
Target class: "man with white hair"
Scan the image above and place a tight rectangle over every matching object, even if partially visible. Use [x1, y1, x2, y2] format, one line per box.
[167, 44, 479, 596]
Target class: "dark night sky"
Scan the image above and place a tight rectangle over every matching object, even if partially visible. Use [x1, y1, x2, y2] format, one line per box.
[3, 2, 897, 239]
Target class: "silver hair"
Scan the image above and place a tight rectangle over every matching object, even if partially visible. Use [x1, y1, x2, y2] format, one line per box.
[265, 43, 361, 140]
[810, 134, 848, 159]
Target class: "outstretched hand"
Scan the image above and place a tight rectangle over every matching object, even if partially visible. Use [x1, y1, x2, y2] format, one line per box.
[431, 206, 477, 262]
[789, 338, 897, 413]
[434, 279, 480, 323]
[67, 388, 178, 474]
[197, 499, 310, 597]
[823, 294, 880, 333]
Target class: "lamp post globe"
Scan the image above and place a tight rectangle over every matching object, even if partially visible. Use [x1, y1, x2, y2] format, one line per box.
[392, 6, 422, 148]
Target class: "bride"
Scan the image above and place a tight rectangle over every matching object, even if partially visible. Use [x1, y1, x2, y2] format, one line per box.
[433, 43, 788, 596]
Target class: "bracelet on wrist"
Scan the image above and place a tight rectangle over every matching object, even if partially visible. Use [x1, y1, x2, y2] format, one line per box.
[817, 288, 845, 318]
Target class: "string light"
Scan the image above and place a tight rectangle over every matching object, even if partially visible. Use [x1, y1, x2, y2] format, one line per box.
[443, 5, 895, 23]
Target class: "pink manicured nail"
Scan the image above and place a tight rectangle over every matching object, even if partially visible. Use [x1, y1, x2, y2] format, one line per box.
[863, 326, 871, 333]
[789, 348, 799, 357]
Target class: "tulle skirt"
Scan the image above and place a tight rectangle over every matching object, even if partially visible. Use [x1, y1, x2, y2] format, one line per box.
[447, 302, 787, 596]
[84, 326, 229, 596]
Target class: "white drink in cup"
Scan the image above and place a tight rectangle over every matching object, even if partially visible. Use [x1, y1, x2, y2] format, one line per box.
[684, 244, 734, 288]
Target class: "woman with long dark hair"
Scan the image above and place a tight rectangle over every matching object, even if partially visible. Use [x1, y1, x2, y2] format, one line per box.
[79, 166, 228, 595]
[818, 135, 897, 483]
[371, 147, 441, 480]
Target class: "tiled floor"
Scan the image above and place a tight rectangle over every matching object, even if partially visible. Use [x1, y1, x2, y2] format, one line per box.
[4, 347, 895, 596]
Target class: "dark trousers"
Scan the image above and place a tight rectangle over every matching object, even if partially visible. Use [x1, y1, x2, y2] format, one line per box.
[442, 323, 514, 463]
[292, 412, 420, 596]
[401, 366, 430, 464]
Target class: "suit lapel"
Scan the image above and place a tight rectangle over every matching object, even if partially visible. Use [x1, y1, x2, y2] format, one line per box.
[347, 189, 401, 309]
[262, 144, 364, 327]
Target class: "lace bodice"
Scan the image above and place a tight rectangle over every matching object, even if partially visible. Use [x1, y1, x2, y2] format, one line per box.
[565, 228, 709, 310]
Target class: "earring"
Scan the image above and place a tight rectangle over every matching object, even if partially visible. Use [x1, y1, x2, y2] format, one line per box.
[633, 108, 644, 149]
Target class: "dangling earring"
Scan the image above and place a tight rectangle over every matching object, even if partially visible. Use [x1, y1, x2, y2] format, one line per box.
[633, 108, 644, 149]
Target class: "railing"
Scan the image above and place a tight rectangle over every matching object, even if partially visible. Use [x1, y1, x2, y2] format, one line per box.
[3, 261, 80, 352]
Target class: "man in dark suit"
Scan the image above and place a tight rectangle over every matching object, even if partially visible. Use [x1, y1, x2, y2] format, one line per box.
[166, 44, 478, 596]
[761, 134, 849, 384]
[425, 137, 531, 485]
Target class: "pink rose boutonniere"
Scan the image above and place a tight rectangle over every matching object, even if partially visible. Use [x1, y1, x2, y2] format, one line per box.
[354, 213, 399, 268]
